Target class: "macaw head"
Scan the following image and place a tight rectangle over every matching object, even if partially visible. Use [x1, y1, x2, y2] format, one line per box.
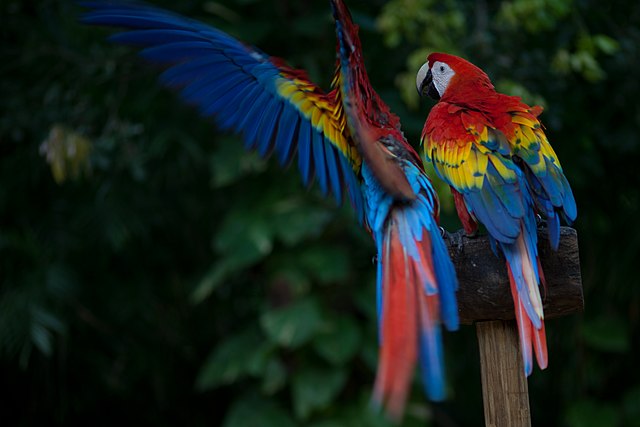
[416, 53, 492, 101]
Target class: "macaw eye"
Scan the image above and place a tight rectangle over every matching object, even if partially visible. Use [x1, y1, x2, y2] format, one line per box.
[439, 65, 445, 73]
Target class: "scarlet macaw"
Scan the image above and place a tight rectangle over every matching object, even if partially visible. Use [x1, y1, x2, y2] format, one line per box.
[417, 53, 576, 375]
[82, 1, 459, 417]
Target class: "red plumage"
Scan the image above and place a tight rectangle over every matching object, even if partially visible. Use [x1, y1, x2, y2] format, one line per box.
[420, 52, 575, 376]
[374, 211, 444, 418]
[334, 4, 459, 418]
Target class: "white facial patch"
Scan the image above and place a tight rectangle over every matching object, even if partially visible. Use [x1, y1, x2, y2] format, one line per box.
[430, 61, 455, 98]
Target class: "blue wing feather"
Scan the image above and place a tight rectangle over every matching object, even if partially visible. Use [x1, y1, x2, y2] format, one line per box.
[312, 129, 329, 195]
[323, 137, 343, 204]
[160, 57, 233, 88]
[274, 106, 299, 166]
[464, 161, 523, 243]
[82, 1, 364, 220]
[241, 92, 273, 150]
[297, 119, 314, 186]
[139, 41, 217, 63]
[256, 101, 283, 157]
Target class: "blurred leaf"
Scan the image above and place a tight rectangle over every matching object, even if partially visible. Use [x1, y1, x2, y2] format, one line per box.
[209, 136, 266, 187]
[223, 394, 297, 427]
[215, 210, 274, 260]
[308, 421, 344, 427]
[299, 245, 351, 284]
[623, 386, 640, 427]
[582, 315, 630, 353]
[270, 201, 333, 247]
[191, 255, 256, 304]
[377, 0, 464, 50]
[195, 326, 272, 390]
[332, 391, 397, 427]
[292, 12, 329, 37]
[498, 0, 572, 32]
[261, 297, 323, 348]
[313, 315, 361, 365]
[565, 399, 619, 427]
[30, 322, 53, 357]
[592, 34, 620, 55]
[292, 366, 347, 420]
[261, 356, 287, 395]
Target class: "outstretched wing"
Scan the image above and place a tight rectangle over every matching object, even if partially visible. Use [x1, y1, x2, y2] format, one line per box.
[81, 1, 364, 220]
[331, 0, 420, 201]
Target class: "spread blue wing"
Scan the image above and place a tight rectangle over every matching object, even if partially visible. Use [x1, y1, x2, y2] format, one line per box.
[81, 1, 364, 219]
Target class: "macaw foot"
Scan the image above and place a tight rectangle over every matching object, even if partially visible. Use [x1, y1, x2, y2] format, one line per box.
[464, 228, 478, 238]
[442, 228, 468, 253]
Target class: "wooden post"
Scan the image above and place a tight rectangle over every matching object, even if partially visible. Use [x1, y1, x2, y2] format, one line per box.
[445, 226, 583, 427]
[477, 321, 530, 427]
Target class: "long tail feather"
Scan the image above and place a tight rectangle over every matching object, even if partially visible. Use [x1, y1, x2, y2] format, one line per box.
[504, 230, 548, 375]
[373, 208, 456, 418]
[533, 321, 548, 369]
[374, 222, 418, 417]
[508, 264, 534, 375]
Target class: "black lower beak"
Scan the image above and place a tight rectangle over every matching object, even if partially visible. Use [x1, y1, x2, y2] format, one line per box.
[419, 69, 440, 100]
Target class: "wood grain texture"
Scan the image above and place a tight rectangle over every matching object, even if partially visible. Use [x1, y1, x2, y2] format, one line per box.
[477, 321, 531, 427]
[445, 226, 583, 324]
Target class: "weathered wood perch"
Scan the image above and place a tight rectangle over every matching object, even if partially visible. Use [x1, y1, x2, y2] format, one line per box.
[445, 226, 583, 324]
[445, 226, 583, 427]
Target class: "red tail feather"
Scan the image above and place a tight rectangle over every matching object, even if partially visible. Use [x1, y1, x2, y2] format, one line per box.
[507, 259, 548, 375]
[373, 214, 444, 418]
[374, 219, 416, 417]
[533, 321, 548, 369]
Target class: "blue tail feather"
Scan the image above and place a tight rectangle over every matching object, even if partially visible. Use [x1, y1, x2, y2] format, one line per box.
[419, 320, 445, 401]
[430, 227, 459, 331]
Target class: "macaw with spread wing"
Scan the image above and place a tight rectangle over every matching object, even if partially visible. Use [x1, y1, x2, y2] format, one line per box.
[417, 53, 576, 375]
[82, 0, 459, 417]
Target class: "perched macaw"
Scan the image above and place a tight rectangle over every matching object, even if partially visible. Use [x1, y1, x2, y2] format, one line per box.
[417, 53, 577, 375]
[82, 0, 459, 417]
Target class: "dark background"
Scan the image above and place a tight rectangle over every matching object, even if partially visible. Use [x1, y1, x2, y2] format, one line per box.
[2, 0, 639, 425]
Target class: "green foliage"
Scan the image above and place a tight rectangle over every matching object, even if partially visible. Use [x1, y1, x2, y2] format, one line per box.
[565, 399, 619, 427]
[582, 315, 630, 353]
[2, 0, 639, 426]
[222, 393, 297, 427]
[497, 0, 573, 32]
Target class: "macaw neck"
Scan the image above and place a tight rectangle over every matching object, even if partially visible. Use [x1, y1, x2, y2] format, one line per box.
[441, 77, 498, 108]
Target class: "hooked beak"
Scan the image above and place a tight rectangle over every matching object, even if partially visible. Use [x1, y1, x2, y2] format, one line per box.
[419, 69, 440, 100]
[418, 63, 440, 101]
